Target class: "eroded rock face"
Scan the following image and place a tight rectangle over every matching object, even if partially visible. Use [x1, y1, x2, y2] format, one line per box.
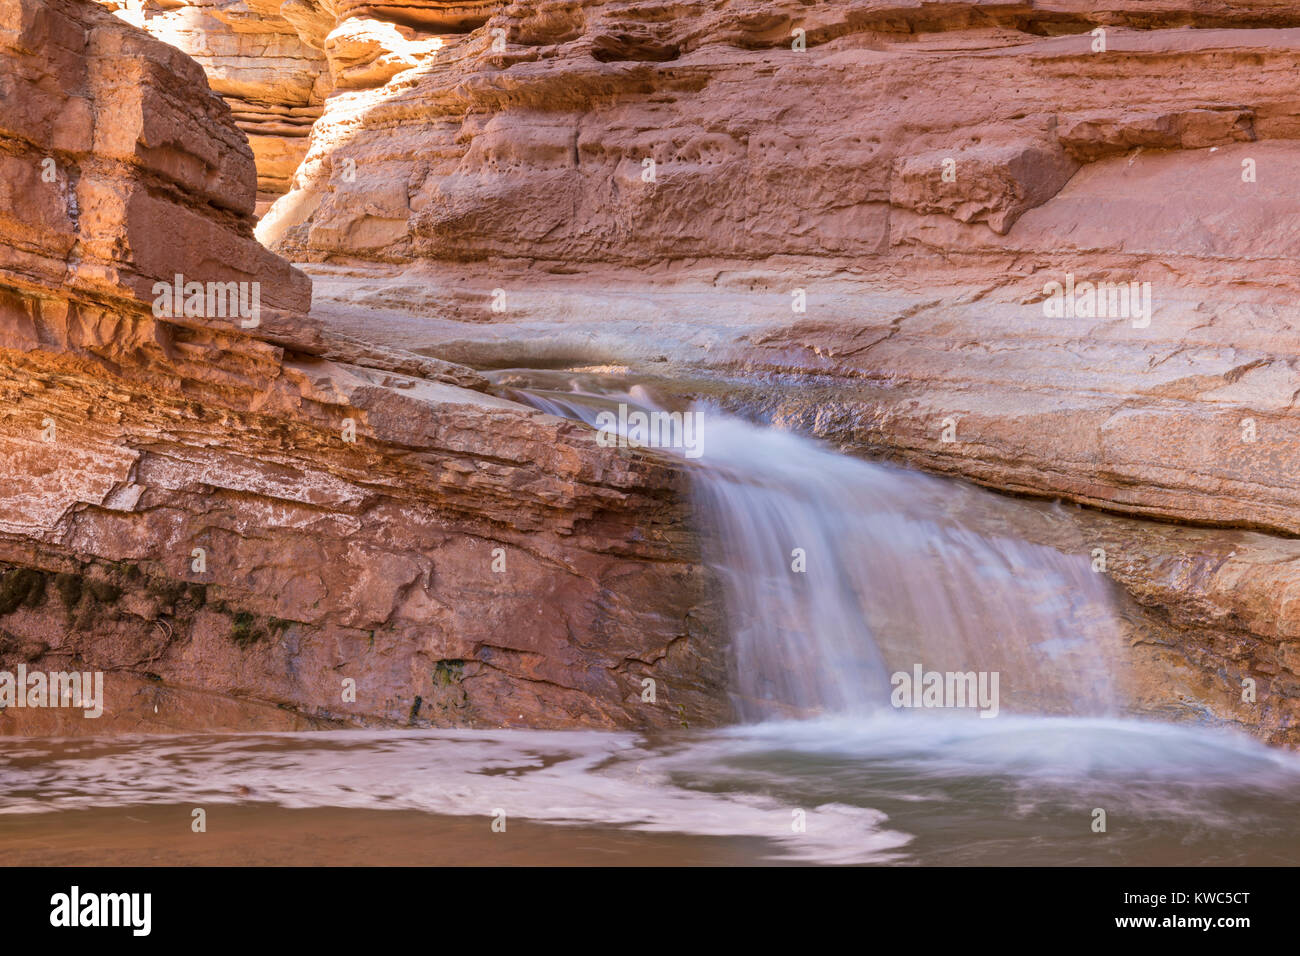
[97, 0, 330, 211]
[17, 0, 1300, 744]
[203, 0, 1300, 745]
[890, 142, 1079, 235]
[247, 0, 1300, 263]
[90, 0, 499, 211]
[0, 0, 729, 734]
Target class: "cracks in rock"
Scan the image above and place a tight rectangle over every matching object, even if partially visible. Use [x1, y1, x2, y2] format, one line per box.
[1222, 356, 1270, 385]
[466, 643, 592, 696]
[615, 632, 688, 671]
[833, 296, 945, 359]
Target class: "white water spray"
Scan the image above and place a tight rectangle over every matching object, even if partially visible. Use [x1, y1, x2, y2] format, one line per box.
[499, 373, 1124, 722]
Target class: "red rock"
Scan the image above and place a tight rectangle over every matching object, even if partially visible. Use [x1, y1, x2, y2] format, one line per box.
[11, 0, 1300, 745]
[0, 0, 730, 734]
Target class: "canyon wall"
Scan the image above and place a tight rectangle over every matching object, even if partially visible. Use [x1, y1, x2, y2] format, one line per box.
[245, 0, 1300, 743]
[10, 0, 1300, 743]
[0, 0, 728, 733]
[245, 0, 1300, 543]
[96, 0, 329, 211]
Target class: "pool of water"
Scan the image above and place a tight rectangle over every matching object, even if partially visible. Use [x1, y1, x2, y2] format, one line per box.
[4, 715, 1299, 865]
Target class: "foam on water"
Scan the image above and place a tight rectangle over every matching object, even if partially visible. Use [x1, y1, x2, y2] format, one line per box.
[0, 729, 909, 864]
[4, 717, 1300, 863]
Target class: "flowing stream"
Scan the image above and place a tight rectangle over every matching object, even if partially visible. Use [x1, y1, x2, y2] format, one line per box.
[503, 370, 1123, 721]
[4, 369, 1300, 865]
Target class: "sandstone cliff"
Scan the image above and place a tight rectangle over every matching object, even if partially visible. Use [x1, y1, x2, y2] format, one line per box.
[9, 0, 1300, 745]
[246, 0, 1300, 541]
[242, 0, 1300, 744]
[97, 0, 328, 211]
[0, 0, 728, 733]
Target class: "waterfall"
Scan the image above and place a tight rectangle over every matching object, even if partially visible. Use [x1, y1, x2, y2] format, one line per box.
[690, 414, 1121, 721]
[497, 372, 1124, 723]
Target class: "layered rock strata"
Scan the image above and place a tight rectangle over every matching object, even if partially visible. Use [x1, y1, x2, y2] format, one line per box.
[98, 0, 329, 211]
[241, 0, 1300, 746]
[0, 0, 728, 734]
[11, 0, 1300, 744]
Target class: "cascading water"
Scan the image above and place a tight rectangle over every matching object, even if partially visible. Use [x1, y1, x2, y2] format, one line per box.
[495, 370, 1124, 722]
[691, 415, 1122, 720]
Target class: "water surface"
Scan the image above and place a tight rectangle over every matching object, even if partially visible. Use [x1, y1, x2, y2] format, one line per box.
[4, 717, 1299, 865]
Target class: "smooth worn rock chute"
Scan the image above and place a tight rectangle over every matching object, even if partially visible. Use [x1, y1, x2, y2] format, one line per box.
[0, 0, 730, 735]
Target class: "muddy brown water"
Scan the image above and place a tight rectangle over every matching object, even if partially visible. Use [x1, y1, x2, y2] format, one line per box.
[4, 723, 1300, 866]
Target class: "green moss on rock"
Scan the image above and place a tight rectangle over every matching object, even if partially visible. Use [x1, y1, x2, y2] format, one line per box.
[230, 611, 265, 647]
[0, 568, 46, 615]
[53, 572, 83, 609]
